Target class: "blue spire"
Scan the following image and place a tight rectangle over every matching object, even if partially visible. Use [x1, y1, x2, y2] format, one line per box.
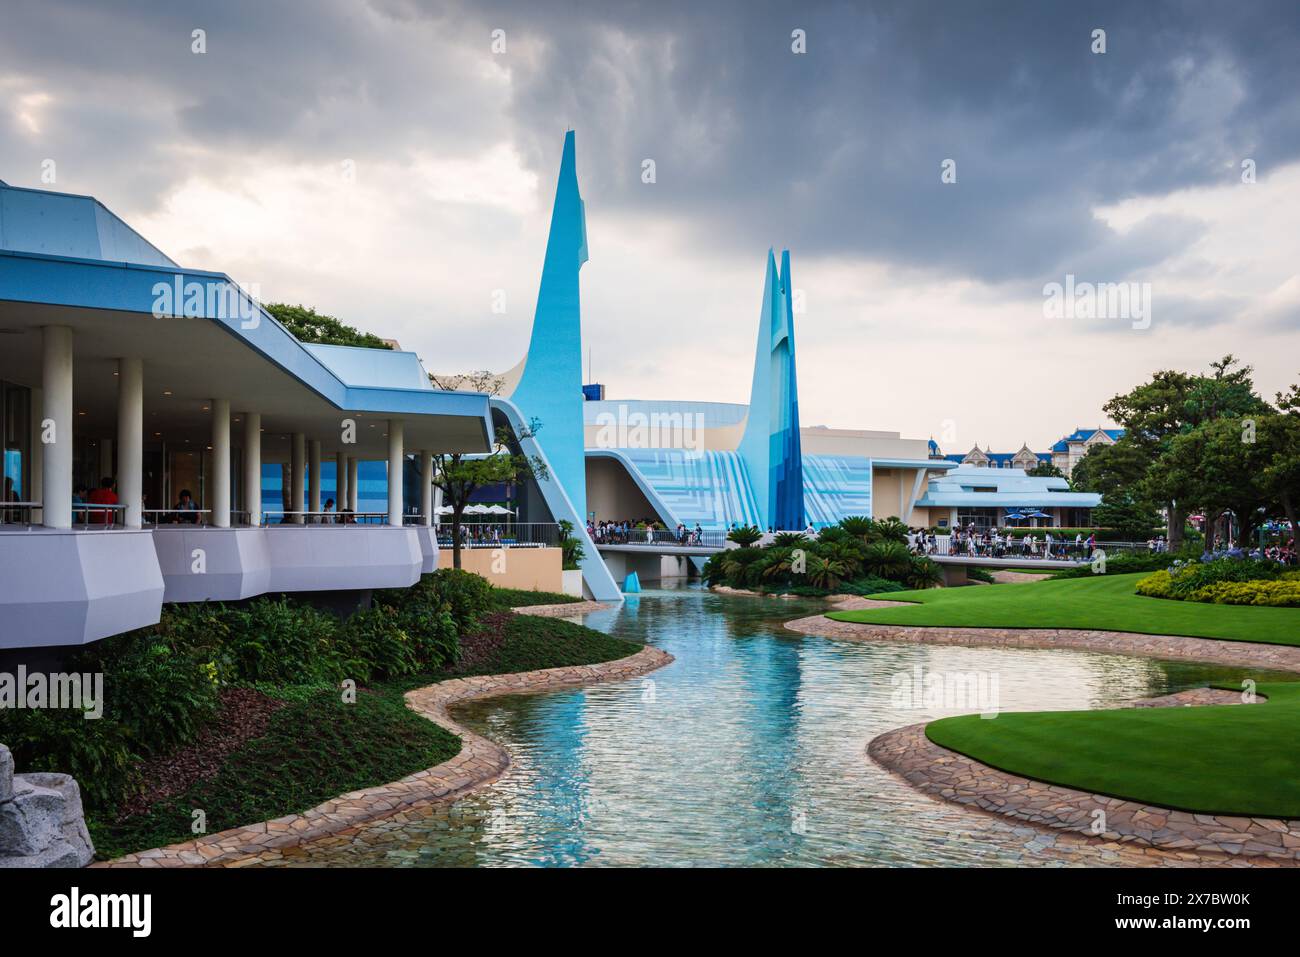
[738, 249, 804, 530]
[509, 131, 589, 523]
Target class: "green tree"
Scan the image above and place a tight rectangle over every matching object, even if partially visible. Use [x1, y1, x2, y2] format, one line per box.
[431, 423, 547, 570]
[266, 303, 393, 349]
[1026, 461, 1065, 479]
[1068, 441, 1148, 497]
[1259, 380, 1300, 538]
[1153, 417, 1273, 551]
[1090, 492, 1160, 540]
[1102, 356, 1270, 549]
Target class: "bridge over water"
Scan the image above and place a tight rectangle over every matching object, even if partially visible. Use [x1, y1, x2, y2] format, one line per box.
[593, 533, 1122, 587]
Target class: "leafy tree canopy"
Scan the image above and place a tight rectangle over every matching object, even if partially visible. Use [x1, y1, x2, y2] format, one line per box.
[266, 303, 393, 350]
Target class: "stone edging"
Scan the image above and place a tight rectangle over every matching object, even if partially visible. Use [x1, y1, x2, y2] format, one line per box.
[97, 644, 672, 868]
[511, 600, 609, 617]
[869, 718, 1300, 864]
[784, 599, 1300, 673]
[786, 598, 1300, 863]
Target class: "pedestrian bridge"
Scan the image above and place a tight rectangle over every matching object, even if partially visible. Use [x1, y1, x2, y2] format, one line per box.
[593, 535, 1106, 588]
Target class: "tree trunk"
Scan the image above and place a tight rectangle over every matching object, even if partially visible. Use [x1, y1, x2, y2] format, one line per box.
[1167, 502, 1185, 552]
[451, 514, 463, 569]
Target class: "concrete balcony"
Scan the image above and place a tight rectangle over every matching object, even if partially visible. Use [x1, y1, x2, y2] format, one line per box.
[151, 526, 271, 603]
[0, 527, 164, 649]
[262, 524, 423, 593]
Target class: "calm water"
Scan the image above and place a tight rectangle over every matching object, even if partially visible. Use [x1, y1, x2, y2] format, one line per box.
[277, 584, 1262, 867]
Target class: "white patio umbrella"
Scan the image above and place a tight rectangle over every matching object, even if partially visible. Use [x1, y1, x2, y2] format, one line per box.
[486, 504, 515, 515]
[463, 504, 491, 515]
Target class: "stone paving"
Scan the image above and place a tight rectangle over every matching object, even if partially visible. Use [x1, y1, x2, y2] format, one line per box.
[511, 600, 609, 618]
[790, 597, 1300, 864]
[98, 642, 672, 868]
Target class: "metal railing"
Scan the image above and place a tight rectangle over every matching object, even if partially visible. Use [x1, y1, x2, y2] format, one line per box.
[592, 527, 730, 549]
[916, 535, 1155, 561]
[0, 502, 131, 529]
[437, 522, 559, 548]
[144, 508, 212, 526]
[261, 510, 390, 525]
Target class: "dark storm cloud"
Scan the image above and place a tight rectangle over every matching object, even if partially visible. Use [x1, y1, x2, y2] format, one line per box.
[3, 0, 1298, 287]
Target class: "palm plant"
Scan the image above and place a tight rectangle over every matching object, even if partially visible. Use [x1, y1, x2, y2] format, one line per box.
[771, 531, 807, 548]
[806, 554, 849, 590]
[820, 540, 865, 578]
[904, 556, 943, 590]
[864, 540, 912, 580]
[727, 524, 764, 548]
[872, 517, 910, 544]
[837, 515, 875, 539]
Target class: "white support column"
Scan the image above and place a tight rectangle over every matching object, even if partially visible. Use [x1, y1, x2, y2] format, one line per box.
[291, 432, 306, 524]
[211, 398, 231, 527]
[335, 451, 346, 519]
[387, 419, 404, 526]
[420, 450, 433, 527]
[309, 439, 322, 519]
[347, 457, 358, 513]
[30, 387, 43, 525]
[41, 326, 73, 529]
[244, 412, 262, 526]
[117, 358, 143, 528]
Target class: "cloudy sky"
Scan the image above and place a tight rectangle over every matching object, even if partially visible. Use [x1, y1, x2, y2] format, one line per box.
[3, 0, 1298, 452]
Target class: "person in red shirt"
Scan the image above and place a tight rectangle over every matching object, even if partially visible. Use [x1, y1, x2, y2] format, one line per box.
[86, 477, 118, 525]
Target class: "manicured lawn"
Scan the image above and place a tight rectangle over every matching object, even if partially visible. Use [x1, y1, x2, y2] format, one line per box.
[828, 573, 1300, 647]
[926, 682, 1300, 817]
[91, 606, 642, 859]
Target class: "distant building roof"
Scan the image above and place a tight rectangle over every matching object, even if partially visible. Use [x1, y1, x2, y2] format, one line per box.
[916, 465, 1101, 509]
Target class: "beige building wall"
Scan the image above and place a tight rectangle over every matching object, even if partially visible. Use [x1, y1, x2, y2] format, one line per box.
[438, 546, 563, 592]
[872, 468, 908, 520]
[586, 457, 658, 523]
[799, 427, 932, 460]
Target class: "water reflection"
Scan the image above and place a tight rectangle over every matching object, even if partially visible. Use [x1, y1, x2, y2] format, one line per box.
[275, 585, 1268, 867]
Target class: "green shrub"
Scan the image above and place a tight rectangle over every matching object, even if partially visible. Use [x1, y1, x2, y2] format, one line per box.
[487, 587, 581, 608]
[864, 541, 912, 579]
[379, 569, 494, 634]
[904, 556, 943, 590]
[726, 525, 763, 547]
[839, 576, 907, 596]
[0, 704, 136, 812]
[1051, 551, 1189, 579]
[1135, 569, 1174, 598]
[1166, 558, 1282, 599]
[556, 519, 586, 570]
[336, 605, 420, 681]
[220, 598, 342, 685]
[1186, 580, 1300, 607]
[86, 630, 221, 756]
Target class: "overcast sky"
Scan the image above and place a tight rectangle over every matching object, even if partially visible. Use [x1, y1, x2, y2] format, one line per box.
[3, 0, 1298, 452]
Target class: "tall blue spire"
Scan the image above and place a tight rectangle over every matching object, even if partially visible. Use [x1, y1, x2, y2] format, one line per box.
[509, 130, 589, 523]
[738, 249, 804, 530]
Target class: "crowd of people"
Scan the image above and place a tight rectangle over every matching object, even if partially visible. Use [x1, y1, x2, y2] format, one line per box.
[909, 525, 1100, 560]
[588, 519, 712, 546]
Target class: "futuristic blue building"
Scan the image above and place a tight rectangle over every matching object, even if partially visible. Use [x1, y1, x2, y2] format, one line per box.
[737, 249, 804, 532]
